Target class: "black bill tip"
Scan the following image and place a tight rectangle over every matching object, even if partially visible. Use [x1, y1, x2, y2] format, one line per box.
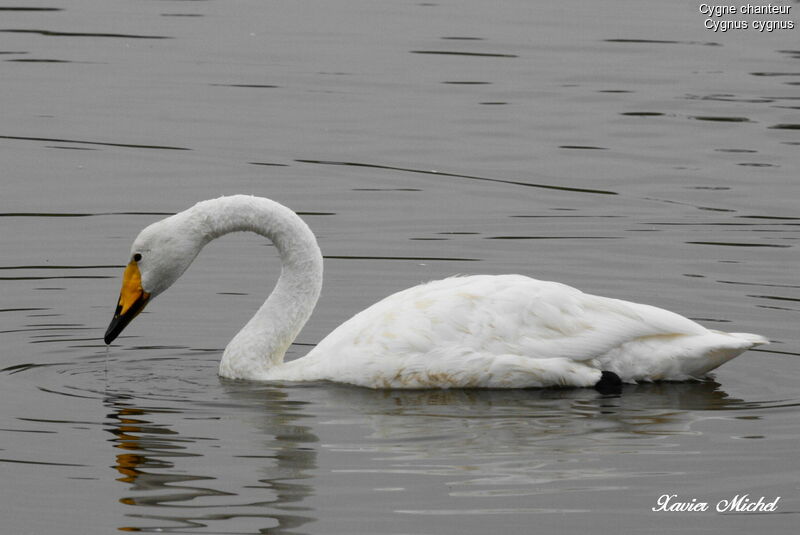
[104, 294, 149, 344]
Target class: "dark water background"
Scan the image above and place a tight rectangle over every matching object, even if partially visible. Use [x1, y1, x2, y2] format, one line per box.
[1, 1, 798, 533]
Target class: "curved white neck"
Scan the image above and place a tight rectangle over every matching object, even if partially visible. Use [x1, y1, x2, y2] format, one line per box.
[182, 196, 323, 379]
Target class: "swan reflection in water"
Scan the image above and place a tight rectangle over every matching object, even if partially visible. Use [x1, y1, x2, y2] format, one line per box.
[103, 377, 754, 533]
[105, 385, 318, 534]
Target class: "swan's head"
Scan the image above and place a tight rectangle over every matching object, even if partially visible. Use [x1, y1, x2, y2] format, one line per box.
[104, 213, 203, 344]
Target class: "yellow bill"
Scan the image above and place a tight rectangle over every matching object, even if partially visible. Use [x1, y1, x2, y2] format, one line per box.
[104, 261, 151, 344]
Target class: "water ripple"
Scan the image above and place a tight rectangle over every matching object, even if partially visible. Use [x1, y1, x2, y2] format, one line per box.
[0, 7, 62, 11]
[686, 241, 791, 248]
[324, 254, 479, 262]
[691, 116, 752, 123]
[0, 28, 171, 39]
[296, 159, 618, 196]
[0, 134, 190, 150]
[411, 50, 518, 58]
[604, 38, 720, 46]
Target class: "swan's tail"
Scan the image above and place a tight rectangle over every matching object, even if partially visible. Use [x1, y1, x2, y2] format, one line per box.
[727, 332, 770, 346]
[674, 331, 768, 379]
[600, 330, 768, 383]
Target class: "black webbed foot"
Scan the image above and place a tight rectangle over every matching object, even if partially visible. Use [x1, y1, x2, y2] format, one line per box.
[595, 370, 623, 395]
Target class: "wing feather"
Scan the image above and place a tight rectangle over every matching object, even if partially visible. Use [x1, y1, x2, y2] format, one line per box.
[315, 274, 709, 363]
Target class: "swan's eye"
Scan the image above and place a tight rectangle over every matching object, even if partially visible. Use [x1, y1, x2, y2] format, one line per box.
[133, 253, 142, 262]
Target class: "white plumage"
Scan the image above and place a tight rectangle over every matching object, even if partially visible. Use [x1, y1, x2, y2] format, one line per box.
[104, 195, 767, 390]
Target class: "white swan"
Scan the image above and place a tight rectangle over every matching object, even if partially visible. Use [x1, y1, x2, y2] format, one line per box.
[104, 195, 767, 390]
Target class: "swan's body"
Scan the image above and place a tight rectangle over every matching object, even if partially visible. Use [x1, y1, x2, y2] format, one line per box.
[105, 195, 767, 389]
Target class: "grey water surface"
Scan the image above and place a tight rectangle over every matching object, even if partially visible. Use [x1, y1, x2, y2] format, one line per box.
[1, 1, 799, 533]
